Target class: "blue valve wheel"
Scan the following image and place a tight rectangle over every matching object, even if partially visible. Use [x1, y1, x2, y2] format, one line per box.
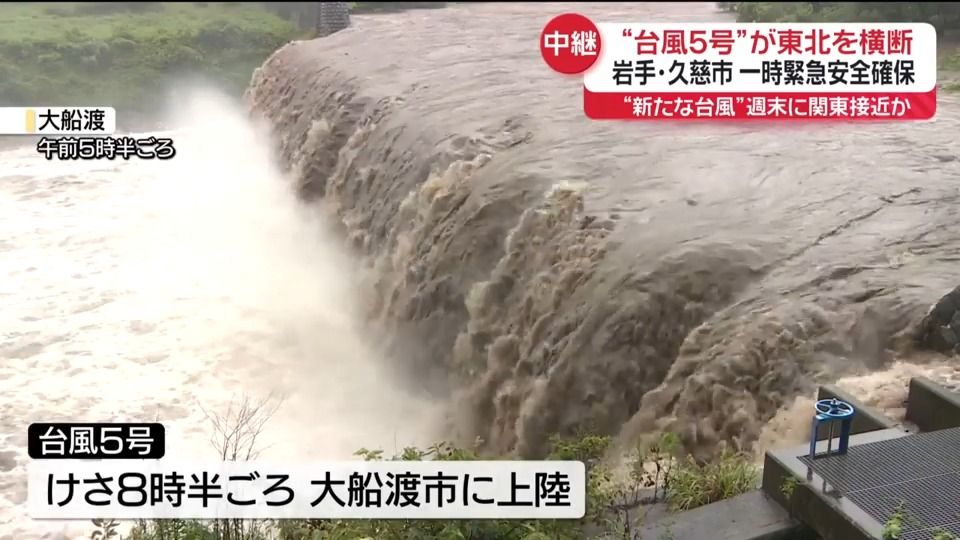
[815, 398, 855, 419]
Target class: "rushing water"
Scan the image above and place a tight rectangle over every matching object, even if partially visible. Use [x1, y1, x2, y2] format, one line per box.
[3, 2, 960, 538]
[0, 92, 443, 539]
[248, 0, 960, 460]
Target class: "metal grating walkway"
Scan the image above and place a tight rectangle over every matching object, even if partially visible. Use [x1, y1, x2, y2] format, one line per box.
[799, 427, 960, 540]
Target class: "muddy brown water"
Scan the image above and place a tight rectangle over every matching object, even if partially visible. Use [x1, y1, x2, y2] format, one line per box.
[247, 1, 960, 460]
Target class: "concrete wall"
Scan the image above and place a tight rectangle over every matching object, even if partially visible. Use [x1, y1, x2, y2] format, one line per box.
[317, 2, 351, 37]
[906, 376, 960, 432]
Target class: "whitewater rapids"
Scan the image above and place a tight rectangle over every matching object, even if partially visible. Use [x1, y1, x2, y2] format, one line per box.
[0, 92, 443, 539]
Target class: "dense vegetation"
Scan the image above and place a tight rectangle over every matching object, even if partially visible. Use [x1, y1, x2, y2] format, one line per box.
[0, 2, 299, 128]
[88, 397, 759, 540]
[91, 436, 758, 539]
[722, 2, 960, 81]
[723, 2, 960, 33]
[0, 2, 446, 129]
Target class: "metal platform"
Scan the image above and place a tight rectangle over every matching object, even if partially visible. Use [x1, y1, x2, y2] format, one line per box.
[799, 427, 960, 540]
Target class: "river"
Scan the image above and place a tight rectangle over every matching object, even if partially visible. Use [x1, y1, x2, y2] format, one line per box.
[248, 0, 960, 458]
[3, 2, 960, 538]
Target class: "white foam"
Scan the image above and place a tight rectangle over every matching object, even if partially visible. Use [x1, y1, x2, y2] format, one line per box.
[0, 89, 442, 539]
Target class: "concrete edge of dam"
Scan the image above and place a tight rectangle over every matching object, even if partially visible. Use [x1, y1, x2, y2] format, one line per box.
[640, 378, 960, 540]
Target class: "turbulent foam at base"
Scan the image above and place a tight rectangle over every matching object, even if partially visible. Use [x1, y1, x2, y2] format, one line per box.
[247, 1, 960, 461]
[1, 92, 442, 539]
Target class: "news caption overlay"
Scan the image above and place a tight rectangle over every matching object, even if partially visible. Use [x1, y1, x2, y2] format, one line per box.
[27, 423, 586, 520]
[28, 423, 166, 460]
[0, 107, 177, 160]
[539, 15, 937, 120]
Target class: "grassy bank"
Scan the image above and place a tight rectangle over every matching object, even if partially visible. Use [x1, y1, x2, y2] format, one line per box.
[0, 2, 455, 128]
[101, 435, 759, 540]
[727, 2, 960, 31]
[88, 395, 760, 540]
[0, 2, 300, 128]
[725, 2, 960, 88]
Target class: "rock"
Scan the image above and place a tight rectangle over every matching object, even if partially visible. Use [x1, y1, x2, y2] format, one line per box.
[916, 285, 960, 353]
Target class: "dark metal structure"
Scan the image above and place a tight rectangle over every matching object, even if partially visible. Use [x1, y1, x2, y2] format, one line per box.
[642, 378, 960, 540]
[799, 427, 960, 539]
